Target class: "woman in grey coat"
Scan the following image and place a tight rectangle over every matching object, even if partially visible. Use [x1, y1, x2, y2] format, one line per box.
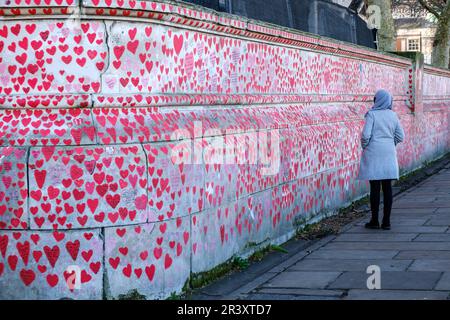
[358, 89, 405, 230]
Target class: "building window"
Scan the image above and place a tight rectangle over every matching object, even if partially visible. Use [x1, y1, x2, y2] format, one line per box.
[408, 38, 420, 51]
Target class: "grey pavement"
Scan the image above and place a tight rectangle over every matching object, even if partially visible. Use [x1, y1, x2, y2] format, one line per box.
[188, 164, 450, 300]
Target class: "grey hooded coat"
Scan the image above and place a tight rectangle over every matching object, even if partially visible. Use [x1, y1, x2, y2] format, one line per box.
[357, 90, 405, 181]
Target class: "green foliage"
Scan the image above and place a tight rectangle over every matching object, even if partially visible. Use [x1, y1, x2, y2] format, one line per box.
[190, 257, 242, 289]
[117, 289, 146, 300]
[269, 244, 288, 254]
[166, 291, 182, 300]
[232, 256, 250, 270]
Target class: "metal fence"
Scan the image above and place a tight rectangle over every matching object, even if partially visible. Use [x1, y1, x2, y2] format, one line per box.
[181, 0, 377, 49]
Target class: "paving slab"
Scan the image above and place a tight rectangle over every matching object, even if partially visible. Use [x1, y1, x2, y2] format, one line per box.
[413, 234, 450, 242]
[420, 183, 450, 188]
[408, 260, 450, 271]
[402, 192, 449, 196]
[254, 288, 345, 297]
[395, 250, 450, 260]
[407, 188, 443, 193]
[435, 272, 450, 290]
[390, 208, 437, 214]
[347, 226, 447, 233]
[395, 198, 440, 204]
[267, 236, 335, 273]
[392, 202, 441, 208]
[356, 218, 428, 226]
[392, 212, 438, 219]
[325, 241, 450, 251]
[425, 217, 450, 226]
[263, 271, 342, 289]
[344, 289, 449, 300]
[290, 259, 412, 272]
[245, 293, 341, 300]
[305, 249, 398, 260]
[328, 271, 442, 290]
[334, 233, 418, 242]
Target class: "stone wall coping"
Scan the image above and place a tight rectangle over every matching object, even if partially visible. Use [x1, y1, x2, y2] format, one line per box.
[0, 0, 414, 68]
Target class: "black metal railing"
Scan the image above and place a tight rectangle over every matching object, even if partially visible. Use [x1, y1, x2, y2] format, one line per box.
[180, 0, 377, 49]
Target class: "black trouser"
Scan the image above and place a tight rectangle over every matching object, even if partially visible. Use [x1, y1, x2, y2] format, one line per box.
[369, 179, 393, 225]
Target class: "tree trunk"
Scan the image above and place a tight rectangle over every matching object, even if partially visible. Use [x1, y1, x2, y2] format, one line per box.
[431, 2, 450, 68]
[368, 0, 396, 51]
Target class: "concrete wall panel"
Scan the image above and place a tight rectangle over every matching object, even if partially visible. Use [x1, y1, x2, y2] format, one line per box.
[0, 0, 449, 299]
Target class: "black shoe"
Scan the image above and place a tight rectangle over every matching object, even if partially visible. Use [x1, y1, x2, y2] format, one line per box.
[365, 221, 380, 229]
[381, 224, 391, 230]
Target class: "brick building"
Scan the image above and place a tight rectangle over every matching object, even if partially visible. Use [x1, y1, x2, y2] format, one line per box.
[395, 18, 437, 64]
[392, 2, 437, 65]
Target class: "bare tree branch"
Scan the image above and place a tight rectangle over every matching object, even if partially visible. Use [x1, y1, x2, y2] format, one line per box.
[418, 0, 442, 18]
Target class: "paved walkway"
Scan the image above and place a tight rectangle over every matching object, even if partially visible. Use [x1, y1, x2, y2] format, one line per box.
[190, 164, 450, 300]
